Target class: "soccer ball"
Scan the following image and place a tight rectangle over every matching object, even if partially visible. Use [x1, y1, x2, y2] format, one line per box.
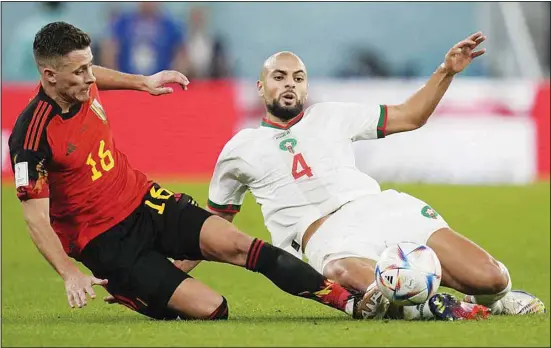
[375, 242, 442, 306]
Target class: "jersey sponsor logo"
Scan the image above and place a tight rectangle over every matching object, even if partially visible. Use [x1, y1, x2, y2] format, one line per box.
[14, 161, 29, 188]
[90, 99, 107, 123]
[279, 138, 297, 153]
[421, 205, 439, 219]
[274, 130, 291, 140]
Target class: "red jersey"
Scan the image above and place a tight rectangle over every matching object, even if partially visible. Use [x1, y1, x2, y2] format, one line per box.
[9, 83, 152, 258]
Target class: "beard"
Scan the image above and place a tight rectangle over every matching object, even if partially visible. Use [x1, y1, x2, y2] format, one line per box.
[266, 98, 304, 121]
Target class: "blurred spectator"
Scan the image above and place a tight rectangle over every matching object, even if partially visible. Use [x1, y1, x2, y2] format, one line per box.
[100, 2, 187, 75]
[4, 2, 68, 81]
[337, 48, 392, 78]
[184, 6, 231, 79]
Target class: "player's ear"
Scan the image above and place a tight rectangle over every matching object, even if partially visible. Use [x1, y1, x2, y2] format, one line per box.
[42, 67, 57, 84]
[256, 80, 264, 97]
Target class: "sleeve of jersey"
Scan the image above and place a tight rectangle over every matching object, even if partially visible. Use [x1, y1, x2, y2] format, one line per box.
[319, 102, 388, 141]
[9, 118, 53, 202]
[10, 148, 51, 201]
[207, 155, 249, 214]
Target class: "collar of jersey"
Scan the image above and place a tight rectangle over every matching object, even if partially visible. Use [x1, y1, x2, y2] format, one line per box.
[261, 112, 304, 130]
[37, 83, 83, 120]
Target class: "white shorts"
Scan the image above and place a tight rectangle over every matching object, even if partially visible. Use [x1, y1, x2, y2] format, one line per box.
[304, 189, 449, 274]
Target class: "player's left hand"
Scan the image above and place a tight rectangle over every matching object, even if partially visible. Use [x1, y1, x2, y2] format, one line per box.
[442, 32, 486, 75]
[143, 70, 190, 95]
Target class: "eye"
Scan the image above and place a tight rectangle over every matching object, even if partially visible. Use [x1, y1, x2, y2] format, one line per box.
[274, 75, 284, 81]
[75, 70, 83, 75]
[295, 76, 304, 82]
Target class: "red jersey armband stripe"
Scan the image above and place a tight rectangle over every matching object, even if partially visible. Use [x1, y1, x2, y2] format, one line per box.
[207, 199, 241, 213]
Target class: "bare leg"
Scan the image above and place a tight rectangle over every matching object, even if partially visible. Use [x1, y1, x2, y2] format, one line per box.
[323, 257, 377, 292]
[427, 227, 510, 297]
[196, 215, 365, 318]
[167, 278, 227, 319]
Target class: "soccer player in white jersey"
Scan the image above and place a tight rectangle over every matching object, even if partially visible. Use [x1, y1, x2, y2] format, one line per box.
[202, 32, 546, 320]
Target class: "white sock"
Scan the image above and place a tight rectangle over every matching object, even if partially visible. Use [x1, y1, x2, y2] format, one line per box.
[369, 281, 434, 321]
[402, 301, 434, 320]
[470, 261, 511, 314]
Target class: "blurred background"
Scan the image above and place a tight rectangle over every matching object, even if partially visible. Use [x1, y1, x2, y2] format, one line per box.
[1, 1, 550, 81]
[1, 1, 550, 185]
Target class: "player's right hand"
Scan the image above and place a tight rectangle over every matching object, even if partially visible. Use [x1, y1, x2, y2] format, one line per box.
[63, 270, 108, 309]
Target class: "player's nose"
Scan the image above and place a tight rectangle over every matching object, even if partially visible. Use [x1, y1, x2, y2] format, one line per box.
[85, 71, 97, 85]
[284, 81, 296, 89]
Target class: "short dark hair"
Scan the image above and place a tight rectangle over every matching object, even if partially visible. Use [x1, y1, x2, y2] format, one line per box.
[33, 21, 91, 65]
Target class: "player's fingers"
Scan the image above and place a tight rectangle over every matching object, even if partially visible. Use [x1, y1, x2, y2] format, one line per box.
[67, 292, 76, 308]
[85, 285, 96, 300]
[471, 49, 486, 58]
[72, 290, 83, 308]
[177, 72, 190, 85]
[472, 36, 486, 50]
[164, 71, 189, 90]
[92, 277, 108, 286]
[454, 39, 477, 49]
[474, 35, 486, 45]
[174, 72, 190, 91]
[468, 31, 483, 41]
[77, 289, 87, 307]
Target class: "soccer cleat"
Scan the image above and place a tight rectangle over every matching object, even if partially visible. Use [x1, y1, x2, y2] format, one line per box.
[429, 293, 491, 321]
[352, 282, 390, 320]
[465, 290, 546, 315]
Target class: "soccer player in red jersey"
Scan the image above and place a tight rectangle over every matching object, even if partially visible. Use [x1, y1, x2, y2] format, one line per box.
[9, 21, 378, 320]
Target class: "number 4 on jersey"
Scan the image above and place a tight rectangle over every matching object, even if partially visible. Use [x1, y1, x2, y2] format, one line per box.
[292, 153, 313, 180]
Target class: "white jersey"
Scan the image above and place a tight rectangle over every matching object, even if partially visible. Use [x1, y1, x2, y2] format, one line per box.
[208, 102, 387, 257]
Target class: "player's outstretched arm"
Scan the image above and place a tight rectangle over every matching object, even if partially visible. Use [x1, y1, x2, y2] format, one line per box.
[385, 32, 486, 136]
[21, 198, 107, 309]
[92, 65, 190, 95]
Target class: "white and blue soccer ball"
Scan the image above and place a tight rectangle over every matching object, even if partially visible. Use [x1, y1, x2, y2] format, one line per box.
[375, 242, 442, 306]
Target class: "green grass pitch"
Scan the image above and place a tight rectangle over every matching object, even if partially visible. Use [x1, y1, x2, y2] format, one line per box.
[2, 182, 550, 347]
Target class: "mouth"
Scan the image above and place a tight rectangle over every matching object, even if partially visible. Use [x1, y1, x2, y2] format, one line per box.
[281, 92, 296, 105]
[281, 92, 296, 100]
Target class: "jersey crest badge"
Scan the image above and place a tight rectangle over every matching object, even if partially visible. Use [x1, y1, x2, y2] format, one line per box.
[421, 205, 439, 219]
[90, 99, 107, 123]
[279, 138, 297, 154]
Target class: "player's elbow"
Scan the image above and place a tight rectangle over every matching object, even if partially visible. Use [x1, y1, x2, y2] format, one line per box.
[385, 105, 424, 135]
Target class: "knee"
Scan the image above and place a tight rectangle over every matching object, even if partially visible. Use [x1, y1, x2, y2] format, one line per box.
[206, 296, 229, 320]
[470, 260, 509, 294]
[324, 260, 355, 287]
